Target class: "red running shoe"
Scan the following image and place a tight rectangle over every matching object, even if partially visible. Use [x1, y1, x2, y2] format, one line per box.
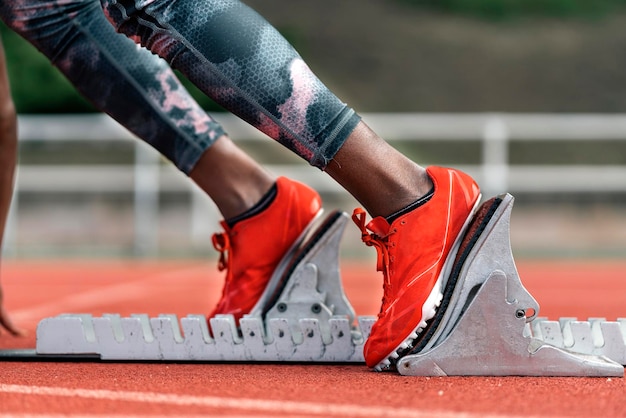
[209, 177, 322, 324]
[352, 166, 481, 370]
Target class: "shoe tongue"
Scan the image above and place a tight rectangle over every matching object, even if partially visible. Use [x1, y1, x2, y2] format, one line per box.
[367, 216, 392, 236]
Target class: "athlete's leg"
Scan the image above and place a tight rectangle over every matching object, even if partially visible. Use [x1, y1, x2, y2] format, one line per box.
[101, 0, 482, 370]
[101, 0, 436, 219]
[0, 0, 324, 324]
[0, 34, 23, 336]
[0, 0, 278, 218]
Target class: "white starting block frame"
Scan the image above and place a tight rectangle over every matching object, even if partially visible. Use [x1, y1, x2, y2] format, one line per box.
[6, 195, 626, 377]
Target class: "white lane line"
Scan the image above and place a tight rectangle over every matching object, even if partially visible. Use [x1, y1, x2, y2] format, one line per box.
[10, 264, 210, 322]
[0, 384, 551, 418]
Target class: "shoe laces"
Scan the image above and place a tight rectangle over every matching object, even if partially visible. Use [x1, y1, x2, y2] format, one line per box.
[212, 231, 231, 272]
[352, 208, 397, 313]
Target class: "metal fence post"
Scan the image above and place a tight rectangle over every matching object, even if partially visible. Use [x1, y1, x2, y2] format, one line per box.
[190, 185, 220, 249]
[482, 116, 510, 197]
[133, 142, 160, 257]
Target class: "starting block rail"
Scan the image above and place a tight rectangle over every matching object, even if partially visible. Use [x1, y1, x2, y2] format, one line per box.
[35, 313, 375, 362]
[3, 195, 625, 377]
[530, 317, 626, 366]
[30, 314, 626, 367]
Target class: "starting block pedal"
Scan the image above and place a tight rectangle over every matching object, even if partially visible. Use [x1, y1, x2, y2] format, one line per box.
[396, 194, 624, 377]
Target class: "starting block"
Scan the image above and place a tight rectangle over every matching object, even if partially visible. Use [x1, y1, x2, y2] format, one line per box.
[6, 195, 626, 377]
[396, 194, 623, 377]
[34, 211, 374, 363]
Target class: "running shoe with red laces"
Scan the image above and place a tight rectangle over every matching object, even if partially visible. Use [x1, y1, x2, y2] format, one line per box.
[209, 177, 323, 324]
[352, 166, 481, 370]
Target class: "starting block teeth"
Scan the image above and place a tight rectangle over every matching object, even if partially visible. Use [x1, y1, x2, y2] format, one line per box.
[36, 313, 375, 362]
[35, 211, 376, 362]
[396, 194, 624, 377]
[531, 317, 626, 366]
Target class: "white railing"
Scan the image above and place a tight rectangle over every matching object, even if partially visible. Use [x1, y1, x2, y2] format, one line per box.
[6, 112, 626, 256]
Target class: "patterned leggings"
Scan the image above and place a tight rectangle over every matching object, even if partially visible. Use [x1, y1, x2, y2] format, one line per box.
[1, 0, 360, 172]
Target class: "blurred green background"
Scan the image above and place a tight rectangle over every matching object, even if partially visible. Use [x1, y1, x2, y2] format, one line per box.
[3, 0, 626, 114]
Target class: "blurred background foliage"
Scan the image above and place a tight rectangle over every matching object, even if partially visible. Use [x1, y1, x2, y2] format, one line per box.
[2, 0, 626, 114]
[404, 0, 626, 19]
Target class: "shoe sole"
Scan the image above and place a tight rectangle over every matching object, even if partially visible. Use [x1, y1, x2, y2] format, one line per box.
[373, 194, 483, 372]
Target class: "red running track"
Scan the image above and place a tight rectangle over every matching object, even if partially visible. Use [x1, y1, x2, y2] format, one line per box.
[0, 259, 625, 417]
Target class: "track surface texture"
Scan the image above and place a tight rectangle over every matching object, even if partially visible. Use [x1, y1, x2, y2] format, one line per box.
[1, 259, 625, 417]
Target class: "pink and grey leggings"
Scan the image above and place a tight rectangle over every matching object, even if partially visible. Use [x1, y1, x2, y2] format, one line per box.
[0, 0, 360, 173]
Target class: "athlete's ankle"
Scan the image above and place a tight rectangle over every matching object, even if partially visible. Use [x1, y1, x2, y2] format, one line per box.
[224, 182, 277, 227]
[374, 167, 434, 219]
